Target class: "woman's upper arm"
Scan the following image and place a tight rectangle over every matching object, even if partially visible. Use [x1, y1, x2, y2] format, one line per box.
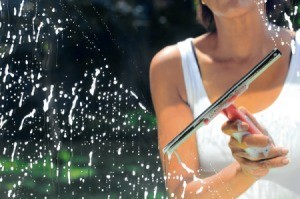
[149, 46, 201, 194]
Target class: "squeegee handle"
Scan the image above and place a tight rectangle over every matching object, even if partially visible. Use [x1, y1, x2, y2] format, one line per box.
[223, 104, 261, 134]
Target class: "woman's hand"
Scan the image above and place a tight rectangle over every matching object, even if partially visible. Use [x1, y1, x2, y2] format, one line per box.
[222, 107, 290, 179]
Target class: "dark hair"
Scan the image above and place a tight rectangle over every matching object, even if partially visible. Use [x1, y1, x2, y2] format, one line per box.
[197, 0, 292, 32]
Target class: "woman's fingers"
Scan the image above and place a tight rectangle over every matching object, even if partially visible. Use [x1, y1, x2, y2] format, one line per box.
[222, 109, 289, 179]
[239, 107, 267, 134]
[222, 110, 274, 148]
[238, 107, 277, 145]
[228, 132, 271, 148]
[228, 136, 248, 149]
[222, 119, 249, 135]
[242, 133, 271, 147]
[233, 145, 289, 161]
[238, 155, 290, 169]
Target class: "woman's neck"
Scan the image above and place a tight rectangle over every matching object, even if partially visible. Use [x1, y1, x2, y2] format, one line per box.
[213, 8, 274, 62]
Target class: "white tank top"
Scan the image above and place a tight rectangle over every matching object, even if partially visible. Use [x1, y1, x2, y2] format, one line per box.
[177, 31, 300, 198]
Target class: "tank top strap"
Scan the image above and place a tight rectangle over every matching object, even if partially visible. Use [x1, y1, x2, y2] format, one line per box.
[177, 38, 209, 116]
[289, 30, 300, 85]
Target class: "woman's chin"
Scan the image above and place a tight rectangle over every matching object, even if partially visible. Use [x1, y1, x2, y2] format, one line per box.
[213, 1, 258, 18]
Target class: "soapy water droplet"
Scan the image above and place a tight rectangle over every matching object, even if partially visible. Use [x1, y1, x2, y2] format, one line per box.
[0, 116, 7, 129]
[11, 142, 17, 162]
[88, 151, 93, 166]
[284, 12, 294, 32]
[18, 0, 25, 17]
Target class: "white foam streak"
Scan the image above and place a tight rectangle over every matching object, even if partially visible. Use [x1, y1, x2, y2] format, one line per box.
[291, 39, 296, 54]
[88, 151, 93, 166]
[9, 44, 14, 55]
[18, 0, 25, 17]
[89, 69, 100, 96]
[181, 181, 187, 198]
[3, 64, 14, 83]
[57, 141, 61, 151]
[130, 91, 138, 99]
[19, 35, 22, 44]
[35, 22, 44, 43]
[68, 96, 78, 125]
[7, 31, 11, 39]
[32, 16, 36, 35]
[43, 85, 54, 112]
[0, 116, 7, 129]
[19, 109, 36, 130]
[117, 147, 122, 155]
[294, 6, 298, 16]
[139, 102, 146, 111]
[153, 186, 157, 198]
[68, 161, 71, 184]
[194, 175, 205, 194]
[284, 13, 294, 32]
[9, 35, 16, 54]
[11, 142, 17, 162]
[54, 26, 64, 35]
[174, 152, 195, 174]
[196, 186, 204, 194]
[182, 162, 194, 174]
[144, 191, 148, 199]
[31, 86, 36, 96]
[7, 190, 12, 198]
[19, 92, 24, 107]
[37, 73, 42, 80]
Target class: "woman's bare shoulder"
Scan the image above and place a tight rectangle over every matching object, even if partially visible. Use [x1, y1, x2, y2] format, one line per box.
[150, 45, 181, 70]
[149, 43, 188, 104]
[149, 44, 183, 84]
[150, 33, 211, 73]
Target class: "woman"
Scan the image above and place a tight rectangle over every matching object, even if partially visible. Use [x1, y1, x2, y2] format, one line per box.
[150, 0, 300, 198]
